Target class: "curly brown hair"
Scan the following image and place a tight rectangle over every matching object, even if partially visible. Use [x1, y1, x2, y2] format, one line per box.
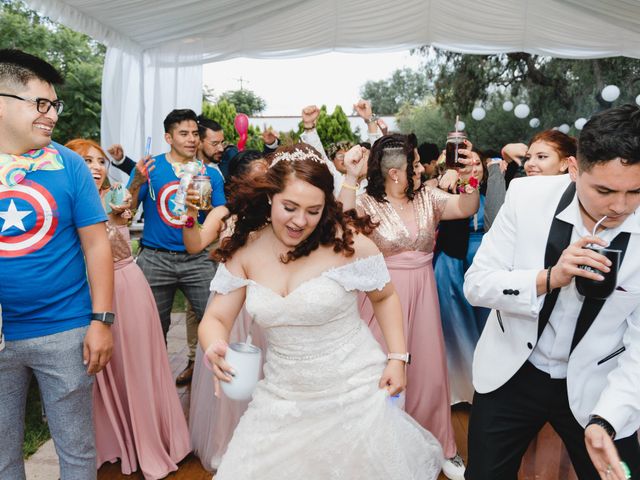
[365, 133, 418, 203]
[214, 144, 376, 264]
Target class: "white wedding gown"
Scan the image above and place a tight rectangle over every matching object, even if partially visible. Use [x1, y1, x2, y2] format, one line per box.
[212, 254, 444, 479]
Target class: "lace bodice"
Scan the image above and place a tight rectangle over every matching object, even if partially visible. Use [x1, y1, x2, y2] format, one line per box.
[210, 255, 390, 360]
[212, 252, 444, 480]
[356, 187, 449, 257]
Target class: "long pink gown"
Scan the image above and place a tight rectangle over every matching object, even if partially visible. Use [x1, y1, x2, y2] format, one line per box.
[357, 187, 457, 458]
[93, 224, 191, 479]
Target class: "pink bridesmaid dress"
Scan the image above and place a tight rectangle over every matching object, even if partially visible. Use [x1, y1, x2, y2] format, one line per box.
[357, 186, 457, 458]
[93, 224, 191, 479]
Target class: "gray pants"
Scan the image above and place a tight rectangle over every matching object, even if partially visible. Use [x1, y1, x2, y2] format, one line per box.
[136, 248, 216, 360]
[0, 326, 95, 480]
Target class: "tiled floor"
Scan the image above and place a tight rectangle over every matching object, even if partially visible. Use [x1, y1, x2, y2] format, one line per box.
[97, 313, 579, 480]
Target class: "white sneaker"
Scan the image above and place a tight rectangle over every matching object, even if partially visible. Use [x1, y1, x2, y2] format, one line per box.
[442, 454, 466, 480]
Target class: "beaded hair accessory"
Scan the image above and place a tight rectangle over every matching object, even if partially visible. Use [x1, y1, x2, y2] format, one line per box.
[269, 147, 323, 168]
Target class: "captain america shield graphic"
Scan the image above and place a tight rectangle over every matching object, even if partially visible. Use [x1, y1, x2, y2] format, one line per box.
[157, 181, 183, 228]
[0, 180, 58, 257]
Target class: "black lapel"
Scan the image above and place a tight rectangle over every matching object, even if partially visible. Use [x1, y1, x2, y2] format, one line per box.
[570, 231, 631, 352]
[537, 182, 576, 338]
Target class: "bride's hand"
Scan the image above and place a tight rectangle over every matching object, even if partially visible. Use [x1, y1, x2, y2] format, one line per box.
[204, 339, 235, 398]
[378, 360, 406, 396]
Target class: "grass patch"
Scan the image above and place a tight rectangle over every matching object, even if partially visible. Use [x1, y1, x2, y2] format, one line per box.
[23, 378, 50, 458]
[172, 290, 187, 312]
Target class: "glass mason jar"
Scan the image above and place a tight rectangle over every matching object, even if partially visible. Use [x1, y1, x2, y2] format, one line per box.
[445, 131, 467, 168]
[192, 175, 213, 211]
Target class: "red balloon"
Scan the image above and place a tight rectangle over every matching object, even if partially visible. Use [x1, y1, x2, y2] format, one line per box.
[237, 132, 248, 152]
[234, 113, 249, 137]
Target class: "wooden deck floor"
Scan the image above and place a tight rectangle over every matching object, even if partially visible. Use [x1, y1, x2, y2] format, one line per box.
[98, 314, 577, 479]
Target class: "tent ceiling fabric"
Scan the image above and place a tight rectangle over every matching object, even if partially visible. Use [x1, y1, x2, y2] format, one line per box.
[27, 0, 640, 61]
[24, 0, 640, 164]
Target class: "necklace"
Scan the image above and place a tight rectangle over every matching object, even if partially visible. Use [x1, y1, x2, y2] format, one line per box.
[388, 196, 409, 212]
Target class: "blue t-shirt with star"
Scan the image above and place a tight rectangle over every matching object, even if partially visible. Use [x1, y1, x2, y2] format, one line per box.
[0, 142, 107, 341]
[135, 153, 225, 251]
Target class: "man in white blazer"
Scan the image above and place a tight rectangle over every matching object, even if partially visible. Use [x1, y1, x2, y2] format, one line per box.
[464, 104, 640, 480]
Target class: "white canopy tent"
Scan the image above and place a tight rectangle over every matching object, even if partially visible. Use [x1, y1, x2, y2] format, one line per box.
[26, 0, 640, 160]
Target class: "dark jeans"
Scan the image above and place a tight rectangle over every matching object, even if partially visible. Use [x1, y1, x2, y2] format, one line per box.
[466, 361, 640, 479]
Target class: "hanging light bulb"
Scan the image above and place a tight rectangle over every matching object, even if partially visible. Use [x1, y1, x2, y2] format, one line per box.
[514, 104, 530, 119]
[502, 101, 514, 112]
[529, 118, 540, 128]
[455, 120, 466, 131]
[471, 107, 486, 121]
[558, 124, 570, 134]
[601, 85, 620, 102]
[574, 118, 588, 130]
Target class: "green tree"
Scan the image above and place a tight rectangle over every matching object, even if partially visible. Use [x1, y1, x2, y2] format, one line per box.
[397, 96, 533, 152]
[421, 46, 640, 134]
[396, 98, 449, 148]
[360, 67, 432, 115]
[218, 89, 266, 115]
[0, 0, 105, 143]
[297, 105, 359, 146]
[201, 98, 263, 150]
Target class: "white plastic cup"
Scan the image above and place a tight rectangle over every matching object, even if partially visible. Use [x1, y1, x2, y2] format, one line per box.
[220, 342, 262, 400]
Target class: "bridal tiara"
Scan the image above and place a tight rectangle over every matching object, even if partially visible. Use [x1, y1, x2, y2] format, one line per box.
[269, 148, 323, 168]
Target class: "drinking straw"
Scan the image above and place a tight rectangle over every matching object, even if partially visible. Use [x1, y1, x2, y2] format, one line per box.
[592, 215, 608, 237]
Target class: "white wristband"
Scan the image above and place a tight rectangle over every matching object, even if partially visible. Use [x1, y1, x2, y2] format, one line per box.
[387, 352, 411, 364]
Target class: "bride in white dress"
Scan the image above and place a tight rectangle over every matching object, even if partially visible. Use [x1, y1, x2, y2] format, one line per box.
[198, 144, 443, 479]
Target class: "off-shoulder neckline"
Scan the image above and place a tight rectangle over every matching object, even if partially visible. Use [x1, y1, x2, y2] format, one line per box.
[219, 253, 384, 299]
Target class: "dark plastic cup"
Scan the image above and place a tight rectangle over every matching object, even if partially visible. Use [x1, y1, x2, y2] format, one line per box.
[575, 247, 620, 299]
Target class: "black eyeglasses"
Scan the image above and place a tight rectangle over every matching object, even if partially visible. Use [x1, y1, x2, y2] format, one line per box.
[0, 93, 64, 115]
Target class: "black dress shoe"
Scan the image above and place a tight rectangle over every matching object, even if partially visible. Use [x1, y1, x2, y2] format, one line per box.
[175, 360, 195, 386]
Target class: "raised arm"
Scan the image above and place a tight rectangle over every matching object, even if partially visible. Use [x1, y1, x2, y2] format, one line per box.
[107, 144, 137, 176]
[440, 149, 480, 220]
[354, 99, 382, 143]
[127, 155, 154, 210]
[338, 145, 367, 210]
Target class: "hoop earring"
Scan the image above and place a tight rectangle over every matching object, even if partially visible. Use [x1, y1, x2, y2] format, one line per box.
[394, 178, 398, 184]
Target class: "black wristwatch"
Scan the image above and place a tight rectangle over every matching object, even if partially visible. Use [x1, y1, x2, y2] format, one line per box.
[91, 312, 115, 325]
[587, 415, 616, 439]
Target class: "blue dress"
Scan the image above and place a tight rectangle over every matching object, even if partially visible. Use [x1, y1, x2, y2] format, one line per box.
[434, 195, 490, 404]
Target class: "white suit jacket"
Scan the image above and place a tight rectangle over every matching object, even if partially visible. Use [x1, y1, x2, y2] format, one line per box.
[464, 174, 640, 439]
